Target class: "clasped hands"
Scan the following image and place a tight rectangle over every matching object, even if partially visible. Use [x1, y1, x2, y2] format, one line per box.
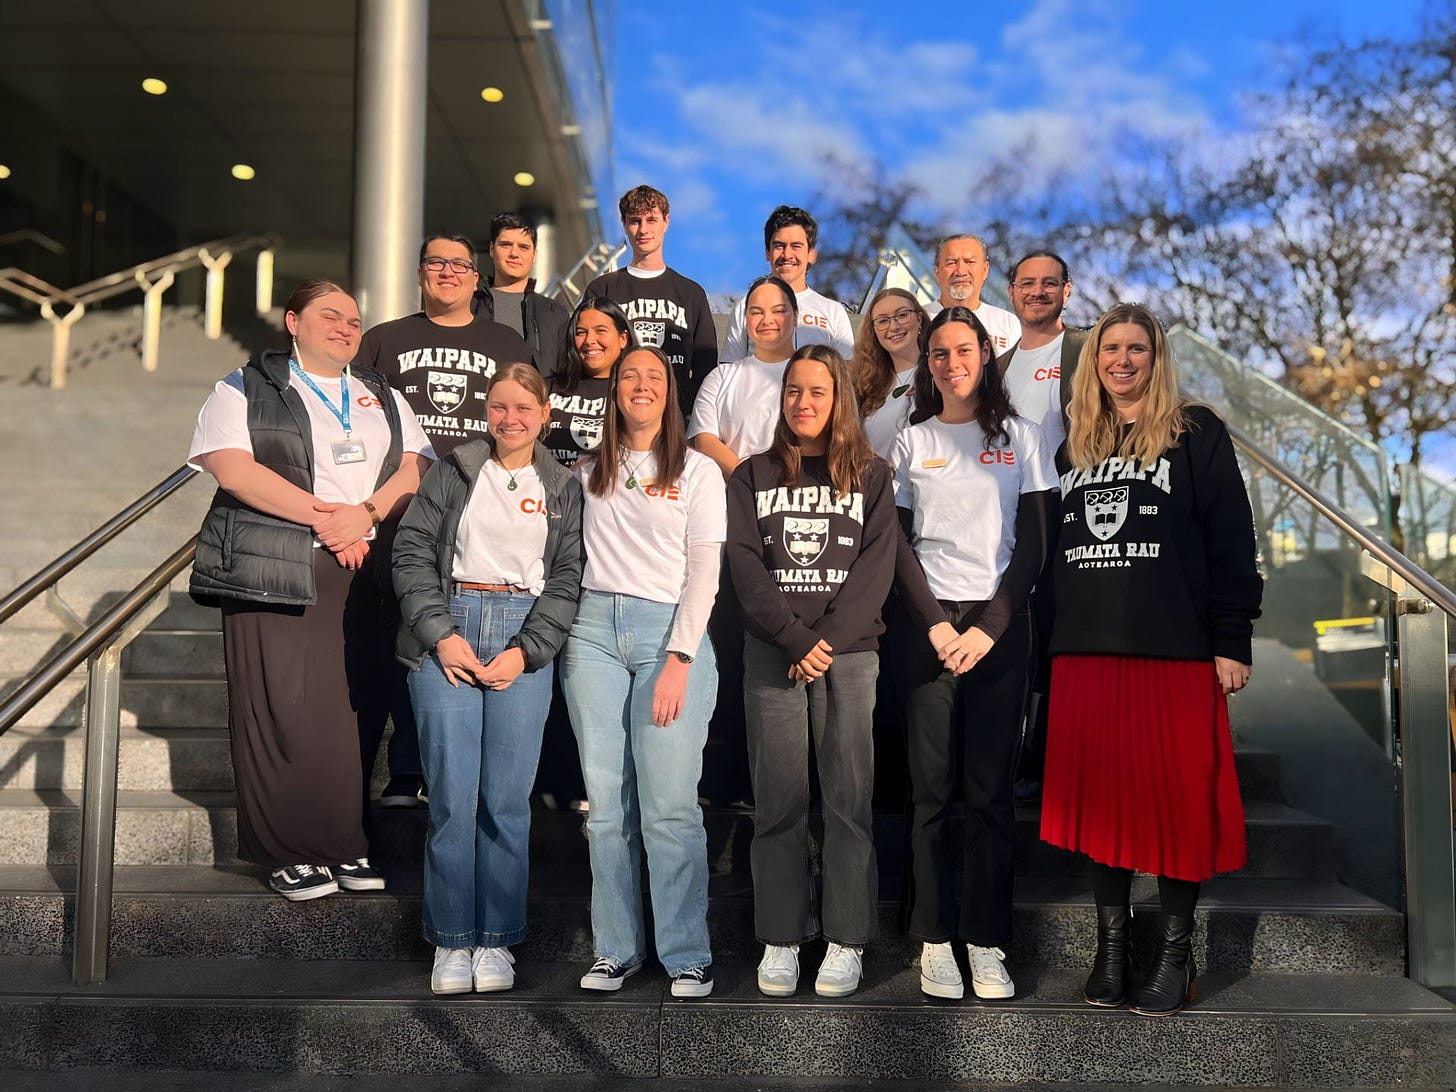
[435, 633, 526, 690]
[929, 620, 993, 676]
[312, 500, 375, 571]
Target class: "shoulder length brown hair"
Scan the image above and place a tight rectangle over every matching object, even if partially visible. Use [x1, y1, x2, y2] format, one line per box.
[851, 287, 927, 419]
[585, 345, 688, 497]
[1065, 302, 1189, 470]
[769, 344, 876, 498]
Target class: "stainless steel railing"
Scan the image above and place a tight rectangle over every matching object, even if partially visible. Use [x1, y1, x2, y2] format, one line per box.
[0, 233, 278, 388]
[544, 239, 626, 308]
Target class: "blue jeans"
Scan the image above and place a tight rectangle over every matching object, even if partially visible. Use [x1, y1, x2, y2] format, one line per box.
[560, 590, 717, 975]
[408, 589, 552, 948]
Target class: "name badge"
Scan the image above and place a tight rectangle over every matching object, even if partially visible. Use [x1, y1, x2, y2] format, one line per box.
[332, 439, 368, 465]
[921, 457, 948, 469]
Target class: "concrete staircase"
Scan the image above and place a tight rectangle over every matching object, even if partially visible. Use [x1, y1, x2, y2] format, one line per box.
[0, 308, 1453, 1084]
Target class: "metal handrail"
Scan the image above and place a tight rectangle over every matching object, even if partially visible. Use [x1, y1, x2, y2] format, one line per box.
[0, 232, 278, 387]
[1227, 423, 1456, 620]
[0, 466, 199, 628]
[0, 229, 66, 255]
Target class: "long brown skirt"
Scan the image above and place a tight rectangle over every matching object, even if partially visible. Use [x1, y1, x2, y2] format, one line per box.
[221, 549, 391, 867]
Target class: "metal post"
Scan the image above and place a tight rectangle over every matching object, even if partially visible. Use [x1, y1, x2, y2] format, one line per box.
[531, 210, 557, 290]
[1397, 587, 1456, 988]
[40, 301, 86, 389]
[352, 0, 429, 328]
[135, 269, 176, 372]
[256, 248, 275, 315]
[199, 248, 233, 340]
[73, 645, 123, 985]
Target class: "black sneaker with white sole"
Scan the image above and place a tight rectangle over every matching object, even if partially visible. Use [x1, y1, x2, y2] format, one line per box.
[670, 966, 714, 998]
[335, 857, 386, 891]
[580, 957, 643, 991]
[379, 776, 424, 808]
[268, 864, 338, 901]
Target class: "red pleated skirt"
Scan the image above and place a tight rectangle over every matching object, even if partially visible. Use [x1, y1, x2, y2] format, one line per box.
[1040, 654, 1247, 881]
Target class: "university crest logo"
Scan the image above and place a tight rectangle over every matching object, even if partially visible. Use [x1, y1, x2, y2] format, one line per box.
[1085, 486, 1129, 542]
[784, 517, 829, 566]
[426, 371, 467, 415]
[570, 415, 604, 450]
[634, 320, 666, 348]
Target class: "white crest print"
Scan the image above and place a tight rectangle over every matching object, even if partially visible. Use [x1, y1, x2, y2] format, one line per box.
[1085, 487, 1129, 541]
[426, 371, 467, 415]
[570, 415, 604, 450]
[634, 320, 666, 348]
[784, 517, 829, 566]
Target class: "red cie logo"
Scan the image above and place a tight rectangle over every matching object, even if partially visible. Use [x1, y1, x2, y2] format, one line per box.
[355, 394, 383, 408]
[802, 313, 829, 330]
[643, 484, 681, 500]
[980, 450, 1017, 465]
[519, 498, 548, 515]
[1032, 366, 1061, 381]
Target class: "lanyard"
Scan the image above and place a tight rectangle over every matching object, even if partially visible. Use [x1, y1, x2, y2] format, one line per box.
[289, 359, 352, 437]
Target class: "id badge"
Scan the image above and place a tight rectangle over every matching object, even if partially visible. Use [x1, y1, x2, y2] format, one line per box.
[332, 439, 367, 465]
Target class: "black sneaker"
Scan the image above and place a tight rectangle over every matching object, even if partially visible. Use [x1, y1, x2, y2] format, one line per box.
[670, 966, 714, 998]
[580, 957, 643, 992]
[268, 864, 338, 901]
[380, 776, 424, 808]
[335, 857, 386, 891]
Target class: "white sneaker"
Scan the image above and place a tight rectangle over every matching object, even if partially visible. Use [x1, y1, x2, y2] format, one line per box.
[968, 944, 1015, 999]
[756, 944, 800, 996]
[472, 946, 516, 992]
[920, 941, 964, 999]
[430, 946, 472, 995]
[814, 942, 863, 997]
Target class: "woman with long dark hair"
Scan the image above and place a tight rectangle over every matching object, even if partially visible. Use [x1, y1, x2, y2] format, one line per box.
[393, 363, 584, 995]
[562, 345, 725, 999]
[189, 279, 434, 901]
[725, 344, 901, 997]
[1041, 303, 1261, 1017]
[852, 287, 929, 457]
[891, 306, 1058, 1001]
[544, 295, 636, 467]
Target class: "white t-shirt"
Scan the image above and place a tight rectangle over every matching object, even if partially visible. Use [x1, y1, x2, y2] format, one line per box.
[720, 285, 854, 361]
[891, 415, 1057, 601]
[687, 354, 788, 459]
[1003, 334, 1066, 454]
[862, 365, 917, 459]
[452, 460, 548, 594]
[188, 367, 434, 505]
[924, 300, 1021, 355]
[576, 448, 727, 604]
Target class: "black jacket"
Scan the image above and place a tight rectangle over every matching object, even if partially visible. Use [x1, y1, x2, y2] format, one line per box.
[472, 279, 569, 381]
[189, 351, 403, 606]
[392, 437, 584, 671]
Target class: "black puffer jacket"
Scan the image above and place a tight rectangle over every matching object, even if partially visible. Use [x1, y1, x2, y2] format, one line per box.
[392, 436, 584, 671]
[189, 350, 403, 606]
[472, 279, 570, 382]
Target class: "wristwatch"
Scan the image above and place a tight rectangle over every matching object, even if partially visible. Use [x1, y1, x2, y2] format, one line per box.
[672, 651, 694, 664]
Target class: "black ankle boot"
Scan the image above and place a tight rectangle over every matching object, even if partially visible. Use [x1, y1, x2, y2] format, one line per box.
[1083, 903, 1130, 1007]
[1129, 913, 1197, 1017]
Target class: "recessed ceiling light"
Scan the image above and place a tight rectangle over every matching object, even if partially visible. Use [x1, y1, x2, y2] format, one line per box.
[231, 164, 256, 181]
[513, 171, 535, 187]
[142, 77, 168, 96]
[480, 86, 504, 103]
[0, 165, 11, 180]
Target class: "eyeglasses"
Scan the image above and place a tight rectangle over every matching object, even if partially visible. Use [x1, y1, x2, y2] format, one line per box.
[871, 308, 919, 332]
[422, 256, 477, 274]
[1012, 277, 1065, 292]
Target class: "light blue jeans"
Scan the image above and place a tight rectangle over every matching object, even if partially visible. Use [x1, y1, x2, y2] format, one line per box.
[560, 590, 717, 975]
[408, 589, 552, 948]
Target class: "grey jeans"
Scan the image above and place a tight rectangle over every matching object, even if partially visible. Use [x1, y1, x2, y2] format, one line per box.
[743, 634, 879, 947]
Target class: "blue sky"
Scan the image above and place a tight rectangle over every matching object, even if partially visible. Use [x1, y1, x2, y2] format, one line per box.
[607, 0, 1428, 298]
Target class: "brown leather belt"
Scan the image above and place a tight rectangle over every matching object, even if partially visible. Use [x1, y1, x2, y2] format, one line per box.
[454, 582, 526, 594]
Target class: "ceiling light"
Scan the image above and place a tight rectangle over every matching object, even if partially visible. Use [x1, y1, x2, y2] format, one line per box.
[480, 86, 504, 103]
[560, 123, 581, 136]
[513, 171, 535, 187]
[141, 77, 168, 96]
[0, 165, 10, 180]
[231, 164, 256, 181]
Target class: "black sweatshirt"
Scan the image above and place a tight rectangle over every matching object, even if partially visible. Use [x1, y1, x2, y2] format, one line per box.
[726, 453, 898, 662]
[1051, 405, 1263, 664]
[585, 267, 718, 416]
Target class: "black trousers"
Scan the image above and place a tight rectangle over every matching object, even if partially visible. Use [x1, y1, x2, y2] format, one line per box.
[899, 604, 1031, 947]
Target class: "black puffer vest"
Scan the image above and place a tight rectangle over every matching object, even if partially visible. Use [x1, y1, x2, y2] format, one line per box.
[190, 350, 403, 606]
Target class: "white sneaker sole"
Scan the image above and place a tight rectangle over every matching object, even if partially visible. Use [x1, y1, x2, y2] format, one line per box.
[473, 977, 514, 993]
[757, 975, 798, 997]
[671, 979, 713, 998]
[431, 978, 472, 996]
[972, 979, 1015, 1000]
[580, 964, 641, 991]
[273, 881, 339, 902]
[814, 976, 859, 998]
[920, 974, 965, 1000]
[336, 876, 386, 892]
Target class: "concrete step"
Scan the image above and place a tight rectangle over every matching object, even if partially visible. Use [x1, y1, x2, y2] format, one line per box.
[0, 727, 233, 792]
[0, 865, 1404, 976]
[0, 676, 225, 729]
[0, 956, 1449, 1084]
[0, 794, 1336, 881]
